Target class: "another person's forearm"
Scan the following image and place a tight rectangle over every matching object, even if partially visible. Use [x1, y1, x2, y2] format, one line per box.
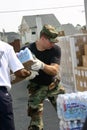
[14, 69, 31, 78]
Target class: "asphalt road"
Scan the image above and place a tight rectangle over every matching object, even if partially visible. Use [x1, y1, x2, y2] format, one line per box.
[11, 80, 60, 130]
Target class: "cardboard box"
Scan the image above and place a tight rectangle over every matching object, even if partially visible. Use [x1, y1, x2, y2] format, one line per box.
[75, 66, 87, 77]
[82, 55, 87, 67]
[75, 76, 85, 92]
[84, 44, 87, 55]
[57, 34, 87, 92]
[75, 66, 87, 91]
[58, 31, 65, 36]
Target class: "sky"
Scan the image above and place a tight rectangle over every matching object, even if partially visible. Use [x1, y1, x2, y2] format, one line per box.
[0, 0, 86, 32]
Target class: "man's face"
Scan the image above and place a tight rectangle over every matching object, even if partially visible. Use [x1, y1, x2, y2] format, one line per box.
[42, 37, 55, 50]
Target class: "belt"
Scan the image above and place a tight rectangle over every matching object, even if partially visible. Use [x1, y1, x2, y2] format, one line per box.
[0, 86, 7, 91]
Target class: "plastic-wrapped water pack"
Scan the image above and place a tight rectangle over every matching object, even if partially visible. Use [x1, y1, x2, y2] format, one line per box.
[57, 91, 87, 121]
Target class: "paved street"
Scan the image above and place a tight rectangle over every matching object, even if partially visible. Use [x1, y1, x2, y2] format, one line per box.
[11, 80, 60, 130]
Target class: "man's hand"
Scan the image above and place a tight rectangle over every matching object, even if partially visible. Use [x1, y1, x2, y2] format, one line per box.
[11, 69, 38, 84]
[31, 58, 45, 71]
[11, 69, 31, 84]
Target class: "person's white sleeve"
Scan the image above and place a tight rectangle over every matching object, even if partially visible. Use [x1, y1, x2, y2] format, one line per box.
[8, 47, 24, 72]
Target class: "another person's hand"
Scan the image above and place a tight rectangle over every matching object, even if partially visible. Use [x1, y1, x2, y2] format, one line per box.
[31, 58, 45, 71]
[15, 69, 31, 78]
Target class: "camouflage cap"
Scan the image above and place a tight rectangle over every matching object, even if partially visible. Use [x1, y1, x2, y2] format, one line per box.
[40, 24, 59, 43]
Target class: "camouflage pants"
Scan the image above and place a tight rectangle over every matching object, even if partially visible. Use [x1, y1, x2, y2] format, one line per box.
[27, 82, 65, 130]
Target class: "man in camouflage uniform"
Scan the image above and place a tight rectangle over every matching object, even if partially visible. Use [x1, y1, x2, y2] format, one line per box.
[22, 24, 65, 130]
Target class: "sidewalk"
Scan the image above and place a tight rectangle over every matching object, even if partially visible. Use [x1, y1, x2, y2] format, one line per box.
[11, 80, 60, 130]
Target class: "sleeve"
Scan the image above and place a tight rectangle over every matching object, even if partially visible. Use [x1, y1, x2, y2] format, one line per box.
[8, 47, 24, 73]
[51, 45, 61, 65]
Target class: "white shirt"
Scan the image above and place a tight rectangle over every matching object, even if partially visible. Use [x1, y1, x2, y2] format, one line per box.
[0, 41, 24, 91]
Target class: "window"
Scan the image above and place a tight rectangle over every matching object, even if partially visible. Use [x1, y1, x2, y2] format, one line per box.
[32, 32, 36, 35]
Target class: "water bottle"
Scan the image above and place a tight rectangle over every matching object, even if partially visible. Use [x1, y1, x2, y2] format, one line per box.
[57, 94, 63, 119]
[59, 120, 64, 130]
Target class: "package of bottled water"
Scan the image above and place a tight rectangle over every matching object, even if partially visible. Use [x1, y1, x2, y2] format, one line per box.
[59, 120, 83, 130]
[57, 91, 87, 121]
[16, 47, 33, 63]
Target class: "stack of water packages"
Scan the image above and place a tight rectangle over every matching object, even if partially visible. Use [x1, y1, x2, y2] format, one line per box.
[16, 47, 33, 63]
[57, 91, 87, 130]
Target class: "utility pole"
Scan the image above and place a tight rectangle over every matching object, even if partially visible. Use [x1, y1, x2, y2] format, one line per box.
[84, 0, 87, 29]
[36, 15, 42, 39]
